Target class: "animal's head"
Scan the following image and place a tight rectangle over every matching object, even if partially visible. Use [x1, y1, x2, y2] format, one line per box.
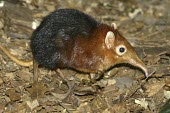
[102, 23, 148, 77]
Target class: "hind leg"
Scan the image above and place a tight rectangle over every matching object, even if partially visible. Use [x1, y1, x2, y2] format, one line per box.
[33, 59, 39, 82]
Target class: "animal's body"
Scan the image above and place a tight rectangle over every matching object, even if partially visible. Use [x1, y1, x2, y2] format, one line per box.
[0, 9, 148, 77]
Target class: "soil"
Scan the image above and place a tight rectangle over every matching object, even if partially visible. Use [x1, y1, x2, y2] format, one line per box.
[0, 0, 170, 113]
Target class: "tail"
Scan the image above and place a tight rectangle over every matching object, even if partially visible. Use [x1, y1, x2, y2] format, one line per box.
[0, 44, 33, 67]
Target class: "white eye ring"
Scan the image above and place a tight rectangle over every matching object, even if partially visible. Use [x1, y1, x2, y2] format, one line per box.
[116, 45, 127, 56]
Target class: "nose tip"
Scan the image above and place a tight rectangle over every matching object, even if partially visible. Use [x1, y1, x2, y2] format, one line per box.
[128, 58, 149, 77]
[140, 64, 149, 77]
[145, 71, 149, 77]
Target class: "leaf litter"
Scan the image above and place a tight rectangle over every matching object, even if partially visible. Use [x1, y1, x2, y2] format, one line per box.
[0, 0, 170, 112]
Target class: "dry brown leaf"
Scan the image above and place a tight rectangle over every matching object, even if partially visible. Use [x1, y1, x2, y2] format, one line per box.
[16, 69, 33, 81]
[6, 102, 27, 113]
[135, 98, 148, 109]
[0, 104, 5, 113]
[102, 103, 127, 113]
[165, 78, 170, 87]
[145, 81, 165, 97]
[0, 78, 3, 85]
[26, 99, 39, 110]
[107, 79, 116, 86]
[10, 48, 26, 57]
[164, 90, 170, 99]
[25, 81, 49, 99]
[5, 73, 15, 80]
[74, 102, 92, 113]
[5, 89, 21, 101]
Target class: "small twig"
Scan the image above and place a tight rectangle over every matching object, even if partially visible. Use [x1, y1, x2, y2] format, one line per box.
[145, 69, 156, 79]
[142, 48, 147, 58]
[157, 51, 167, 56]
[58, 102, 71, 113]
[144, 31, 161, 39]
[135, 69, 156, 80]
[128, 86, 141, 98]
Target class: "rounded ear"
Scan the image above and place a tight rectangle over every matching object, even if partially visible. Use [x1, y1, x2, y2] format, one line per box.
[105, 31, 115, 49]
[111, 23, 117, 30]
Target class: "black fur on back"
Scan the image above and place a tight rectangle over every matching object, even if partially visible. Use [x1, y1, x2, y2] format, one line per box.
[30, 9, 99, 69]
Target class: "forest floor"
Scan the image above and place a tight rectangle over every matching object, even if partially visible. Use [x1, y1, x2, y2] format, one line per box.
[0, 0, 170, 113]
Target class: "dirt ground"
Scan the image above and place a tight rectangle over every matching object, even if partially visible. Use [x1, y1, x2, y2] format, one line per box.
[0, 0, 170, 113]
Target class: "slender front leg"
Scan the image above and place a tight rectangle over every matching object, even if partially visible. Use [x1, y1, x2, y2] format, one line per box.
[56, 69, 75, 99]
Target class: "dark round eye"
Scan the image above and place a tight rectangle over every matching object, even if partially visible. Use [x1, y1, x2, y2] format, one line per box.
[119, 47, 125, 53]
[116, 45, 127, 56]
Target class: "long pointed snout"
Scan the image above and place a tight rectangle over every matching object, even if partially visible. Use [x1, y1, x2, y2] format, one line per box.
[128, 56, 148, 77]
